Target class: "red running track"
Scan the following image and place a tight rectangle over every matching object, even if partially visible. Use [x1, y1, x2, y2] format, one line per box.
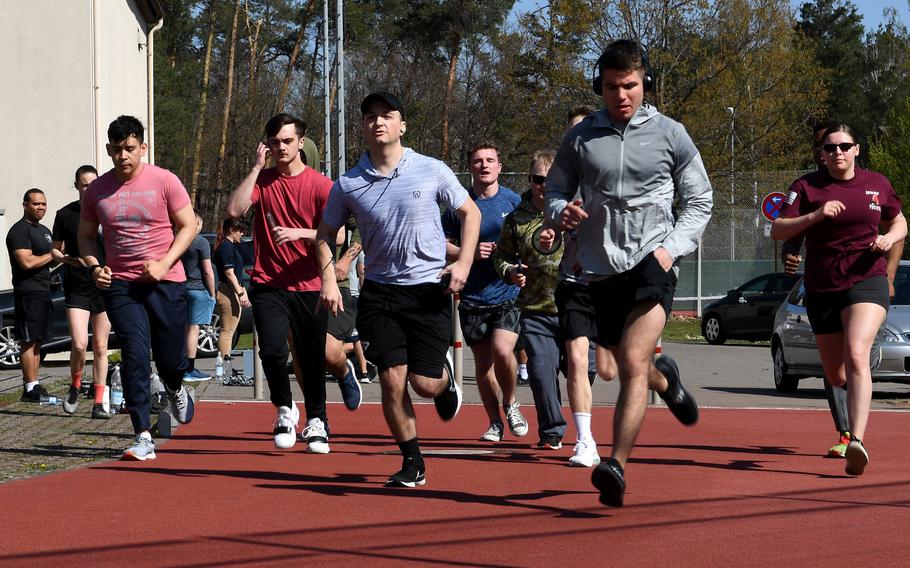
[3, 402, 909, 567]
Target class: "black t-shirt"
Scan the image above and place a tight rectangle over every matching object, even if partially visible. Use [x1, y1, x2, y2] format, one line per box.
[214, 239, 244, 285]
[52, 200, 105, 291]
[6, 218, 53, 291]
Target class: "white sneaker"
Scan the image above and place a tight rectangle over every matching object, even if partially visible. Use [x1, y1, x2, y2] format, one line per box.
[273, 404, 299, 449]
[480, 421, 504, 442]
[122, 432, 156, 461]
[568, 438, 601, 468]
[504, 402, 529, 437]
[302, 417, 330, 454]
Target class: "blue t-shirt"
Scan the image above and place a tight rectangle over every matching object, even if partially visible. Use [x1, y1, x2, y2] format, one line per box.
[323, 148, 468, 285]
[442, 186, 521, 305]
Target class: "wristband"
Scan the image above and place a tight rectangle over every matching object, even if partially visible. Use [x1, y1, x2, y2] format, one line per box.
[88, 264, 102, 275]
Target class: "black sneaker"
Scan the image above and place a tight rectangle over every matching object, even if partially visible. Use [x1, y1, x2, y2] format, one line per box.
[536, 435, 563, 450]
[20, 383, 49, 403]
[845, 437, 870, 476]
[591, 458, 626, 507]
[63, 386, 81, 414]
[433, 352, 462, 421]
[655, 355, 698, 426]
[385, 458, 426, 488]
[91, 403, 113, 420]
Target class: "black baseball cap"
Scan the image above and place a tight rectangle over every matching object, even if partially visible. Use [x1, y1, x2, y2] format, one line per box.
[360, 91, 405, 118]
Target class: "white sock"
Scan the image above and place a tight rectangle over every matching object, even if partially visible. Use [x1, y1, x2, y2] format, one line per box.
[573, 412, 592, 441]
[518, 363, 528, 379]
[25, 381, 37, 392]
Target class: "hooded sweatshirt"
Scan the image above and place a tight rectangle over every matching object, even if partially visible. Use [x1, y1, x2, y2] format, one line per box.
[545, 104, 713, 278]
[322, 148, 468, 285]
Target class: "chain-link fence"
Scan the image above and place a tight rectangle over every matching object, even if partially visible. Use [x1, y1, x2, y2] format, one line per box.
[676, 169, 811, 313]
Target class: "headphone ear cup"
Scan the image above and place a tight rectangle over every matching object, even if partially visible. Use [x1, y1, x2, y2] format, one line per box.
[592, 74, 602, 95]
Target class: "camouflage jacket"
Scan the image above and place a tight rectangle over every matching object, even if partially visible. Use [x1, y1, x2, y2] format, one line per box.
[493, 192, 564, 314]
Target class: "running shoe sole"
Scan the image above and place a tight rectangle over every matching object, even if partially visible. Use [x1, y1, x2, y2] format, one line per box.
[845, 440, 869, 476]
[591, 459, 625, 507]
[655, 355, 698, 426]
[434, 351, 462, 421]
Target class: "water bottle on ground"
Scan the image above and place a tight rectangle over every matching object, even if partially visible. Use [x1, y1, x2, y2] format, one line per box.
[110, 364, 124, 413]
[39, 395, 60, 406]
[223, 356, 233, 385]
[215, 352, 224, 384]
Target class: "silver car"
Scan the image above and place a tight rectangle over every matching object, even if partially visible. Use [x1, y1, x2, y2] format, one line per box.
[770, 261, 910, 393]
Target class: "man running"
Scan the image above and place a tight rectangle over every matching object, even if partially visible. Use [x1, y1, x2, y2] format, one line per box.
[546, 40, 712, 506]
[228, 113, 362, 454]
[79, 115, 197, 461]
[442, 143, 528, 443]
[316, 91, 480, 487]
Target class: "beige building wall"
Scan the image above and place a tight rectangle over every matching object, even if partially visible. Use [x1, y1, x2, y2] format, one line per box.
[0, 0, 158, 289]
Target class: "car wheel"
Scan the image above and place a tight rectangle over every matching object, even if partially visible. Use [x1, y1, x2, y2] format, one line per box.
[772, 340, 799, 393]
[0, 324, 21, 370]
[701, 314, 726, 345]
[196, 312, 240, 358]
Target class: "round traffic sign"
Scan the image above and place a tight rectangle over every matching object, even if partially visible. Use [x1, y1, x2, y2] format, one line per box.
[761, 192, 788, 222]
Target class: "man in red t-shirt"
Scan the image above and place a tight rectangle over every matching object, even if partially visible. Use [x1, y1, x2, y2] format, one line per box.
[78, 115, 198, 461]
[227, 113, 360, 455]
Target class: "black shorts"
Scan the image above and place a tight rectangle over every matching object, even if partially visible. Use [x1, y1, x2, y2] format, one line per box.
[14, 290, 53, 345]
[805, 276, 889, 335]
[555, 280, 597, 340]
[357, 280, 451, 377]
[457, 299, 521, 346]
[326, 287, 356, 341]
[589, 252, 677, 347]
[64, 284, 106, 314]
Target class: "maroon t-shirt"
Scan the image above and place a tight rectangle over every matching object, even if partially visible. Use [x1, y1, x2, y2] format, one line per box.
[249, 166, 333, 292]
[780, 168, 902, 293]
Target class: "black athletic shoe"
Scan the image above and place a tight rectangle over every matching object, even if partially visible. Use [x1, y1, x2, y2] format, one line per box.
[91, 403, 113, 420]
[433, 352, 462, 421]
[20, 383, 49, 403]
[655, 355, 698, 426]
[385, 458, 426, 488]
[536, 435, 563, 450]
[592, 458, 626, 507]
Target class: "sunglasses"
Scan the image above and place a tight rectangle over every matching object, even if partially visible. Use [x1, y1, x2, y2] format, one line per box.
[529, 174, 547, 184]
[822, 142, 856, 153]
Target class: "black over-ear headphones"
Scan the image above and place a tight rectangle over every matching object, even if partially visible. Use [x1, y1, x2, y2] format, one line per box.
[592, 40, 654, 95]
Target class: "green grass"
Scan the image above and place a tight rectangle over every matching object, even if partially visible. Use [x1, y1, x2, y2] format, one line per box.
[235, 333, 254, 351]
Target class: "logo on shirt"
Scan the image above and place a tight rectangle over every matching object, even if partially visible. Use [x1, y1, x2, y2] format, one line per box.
[44, 234, 52, 244]
[412, 191, 421, 199]
[786, 191, 797, 205]
[867, 190, 881, 212]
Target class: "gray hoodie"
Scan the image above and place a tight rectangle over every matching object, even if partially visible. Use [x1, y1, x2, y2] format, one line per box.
[545, 104, 713, 277]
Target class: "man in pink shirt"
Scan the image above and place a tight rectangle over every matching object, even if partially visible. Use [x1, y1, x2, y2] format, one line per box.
[78, 115, 198, 461]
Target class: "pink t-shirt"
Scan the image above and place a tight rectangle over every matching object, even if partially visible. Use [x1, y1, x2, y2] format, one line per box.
[81, 164, 191, 282]
[780, 168, 902, 293]
[250, 166, 333, 292]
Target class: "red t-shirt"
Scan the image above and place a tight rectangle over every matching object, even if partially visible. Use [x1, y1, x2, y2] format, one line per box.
[81, 164, 190, 282]
[780, 168, 902, 293]
[250, 166, 333, 292]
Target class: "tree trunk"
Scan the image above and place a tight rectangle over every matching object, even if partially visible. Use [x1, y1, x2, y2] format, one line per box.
[189, 1, 216, 205]
[441, 41, 461, 161]
[214, 0, 241, 201]
[244, 0, 263, 105]
[277, 0, 317, 112]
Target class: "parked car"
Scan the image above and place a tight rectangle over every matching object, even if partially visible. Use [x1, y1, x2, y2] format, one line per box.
[700, 272, 801, 344]
[0, 266, 117, 370]
[196, 233, 255, 358]
[770, 261, 910, 393]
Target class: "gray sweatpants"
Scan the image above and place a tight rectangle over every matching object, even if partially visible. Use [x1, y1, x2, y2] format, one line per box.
[520, 312, 567, 438]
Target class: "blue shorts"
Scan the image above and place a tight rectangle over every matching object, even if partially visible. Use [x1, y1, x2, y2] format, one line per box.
[187, 289, 216, 325]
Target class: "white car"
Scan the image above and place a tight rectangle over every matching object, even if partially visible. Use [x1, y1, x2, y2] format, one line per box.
[770, 261, 910, 393]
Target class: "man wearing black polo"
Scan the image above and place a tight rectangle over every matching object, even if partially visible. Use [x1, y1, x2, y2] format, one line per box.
[6, 188, 61, 403]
